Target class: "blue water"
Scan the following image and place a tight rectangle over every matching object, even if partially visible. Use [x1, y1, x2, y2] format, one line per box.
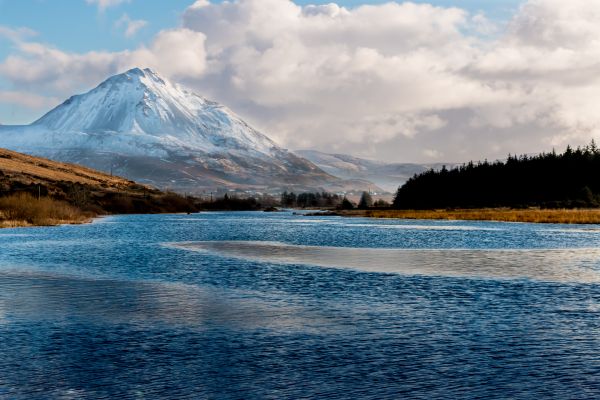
[1, 212, 600, 399]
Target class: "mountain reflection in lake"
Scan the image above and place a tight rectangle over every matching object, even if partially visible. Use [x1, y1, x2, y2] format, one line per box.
[1, 212, 599, 399]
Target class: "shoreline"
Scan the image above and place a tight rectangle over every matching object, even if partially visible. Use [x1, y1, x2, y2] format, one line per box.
[327, 209, 600, 224]
[0, 216, 95, 229]
[6, 208, 600, 227]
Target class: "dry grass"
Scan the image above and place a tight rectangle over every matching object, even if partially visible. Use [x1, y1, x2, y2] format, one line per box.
[0, 193, 94, 227]
[340, 208, 600, 224]
[0, 147, 144, 189]
[0, 148, 202, 228]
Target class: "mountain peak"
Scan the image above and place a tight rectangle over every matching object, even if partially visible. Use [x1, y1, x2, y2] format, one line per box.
[102, 67, 165, 87]
[126, 67, 162, 80]
[121, 67, 158, 77]
[30, 68, 278, 154]
[126, 67, 145, 76]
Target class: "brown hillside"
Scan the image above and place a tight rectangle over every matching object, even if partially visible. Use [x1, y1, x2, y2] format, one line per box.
[0, 147, 147, 193]
[0, 148, 198, 225]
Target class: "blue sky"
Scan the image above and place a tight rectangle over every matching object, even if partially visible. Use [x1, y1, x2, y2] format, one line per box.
[0, 1, 522, 58]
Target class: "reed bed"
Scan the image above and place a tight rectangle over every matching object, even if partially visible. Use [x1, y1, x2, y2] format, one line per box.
[0, 193, 93, 228]
[343, 208, 600, 224]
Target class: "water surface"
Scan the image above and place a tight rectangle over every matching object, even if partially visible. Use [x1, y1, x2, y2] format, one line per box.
[1, 212, 599, 399]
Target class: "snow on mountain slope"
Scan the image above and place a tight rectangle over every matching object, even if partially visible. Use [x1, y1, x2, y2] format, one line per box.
[32, 68, 276, 155]
[0, 68, 359, 193]
[296, 150, 456, 192]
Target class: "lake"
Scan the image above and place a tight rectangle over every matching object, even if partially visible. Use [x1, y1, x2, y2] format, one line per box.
[1, 211, 599, 399]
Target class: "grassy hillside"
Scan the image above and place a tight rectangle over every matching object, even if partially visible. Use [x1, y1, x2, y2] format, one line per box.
[0, 148, 197, 227]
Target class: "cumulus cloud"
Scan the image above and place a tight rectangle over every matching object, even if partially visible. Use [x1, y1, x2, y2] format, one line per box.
[178, 0, 500, 156]
[0, 26, 37, 42]
[86, 0, 130, 12]
[465, 0, 600, 151]
[0, 28, 206, 94]
[0, 90, 54, 109]
[177, 0, 600, 161]
[3, 0, 600, 162]
[115, 14, 148, 38]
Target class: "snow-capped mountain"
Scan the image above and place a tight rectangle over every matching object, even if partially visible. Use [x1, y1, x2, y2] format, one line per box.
[0, 68, 355, 193]
[296, 150, 456, 192]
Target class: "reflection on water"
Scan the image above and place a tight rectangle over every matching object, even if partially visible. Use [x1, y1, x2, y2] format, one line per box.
[169, 241, 600, 283]
[0, 270, 325, 331]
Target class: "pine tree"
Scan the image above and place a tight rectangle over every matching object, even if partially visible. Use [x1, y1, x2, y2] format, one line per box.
[340, 197, 354, 210]
[358, 191, 373, 209]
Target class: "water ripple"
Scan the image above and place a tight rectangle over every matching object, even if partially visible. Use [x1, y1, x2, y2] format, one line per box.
[1, 212, 600, 399]
[169, 241, 600, 283]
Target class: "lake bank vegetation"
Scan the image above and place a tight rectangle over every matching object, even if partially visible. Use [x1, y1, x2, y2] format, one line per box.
[0, 190, 200, 228]
[198, 193, 275, 211]
[280, 191, 343, 208]
[334, 208, 600, 224]
[0, 193, 93, 228]
[393, 141, 600, 210]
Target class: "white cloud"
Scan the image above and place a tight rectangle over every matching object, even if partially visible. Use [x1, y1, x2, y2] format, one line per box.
[0, 28, 206, 94]
[3, 0, 600, 162]
[115, 14, 148, 38]
[177, 0, 600, 160]
[133, 29, 207, 78]
[86, 0, 130, 12]
[178, 0, 493, 153]
[343, 113, 447, 143]
[0, 26, 37, 42]
[0, 90, 54, 109]
[423, 149, 443, 159]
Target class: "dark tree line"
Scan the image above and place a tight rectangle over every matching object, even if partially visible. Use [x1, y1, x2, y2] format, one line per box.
[199, 193, 263, 211]
[281, 191, 343, 208]
[393, 141, 600, 209]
